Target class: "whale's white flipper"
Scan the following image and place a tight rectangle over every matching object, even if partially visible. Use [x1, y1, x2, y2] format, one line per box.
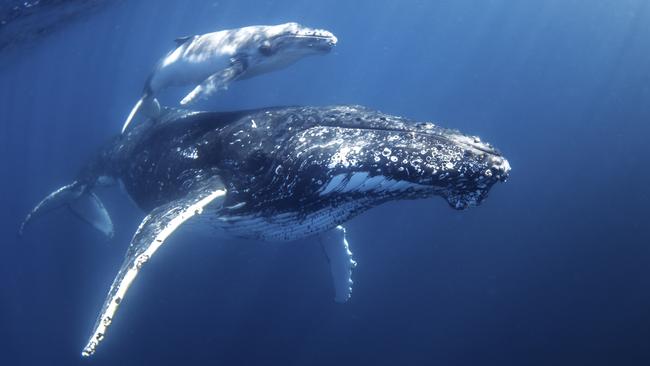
[81, 176, 226, 357]
[179, 61, 246, 106]
[20, 182, 113, 238]
[319, 225, 357, 303]
[121, 95, 161, 134]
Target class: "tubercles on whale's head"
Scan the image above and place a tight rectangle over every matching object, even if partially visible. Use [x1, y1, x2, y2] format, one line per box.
[418, 131, 511, 209]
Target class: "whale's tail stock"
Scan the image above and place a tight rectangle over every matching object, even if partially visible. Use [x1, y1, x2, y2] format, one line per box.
[19, 181, 114, 239]
[120, 93, 161, 134]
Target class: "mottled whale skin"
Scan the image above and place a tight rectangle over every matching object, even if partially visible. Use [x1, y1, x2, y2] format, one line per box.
[22, 105, 510, 356]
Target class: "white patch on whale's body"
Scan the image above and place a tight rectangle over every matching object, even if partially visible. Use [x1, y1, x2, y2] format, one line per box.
[341, 172, 368, 192]
[320, 174, 346, 195]
[319, 172, 428, 196]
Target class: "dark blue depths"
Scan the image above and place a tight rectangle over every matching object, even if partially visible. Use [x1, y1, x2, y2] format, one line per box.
[1, 0, 649, 365]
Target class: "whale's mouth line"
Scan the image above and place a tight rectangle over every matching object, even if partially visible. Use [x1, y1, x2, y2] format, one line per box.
[293, 35, 334, 40]
[276, 34, 337, 45]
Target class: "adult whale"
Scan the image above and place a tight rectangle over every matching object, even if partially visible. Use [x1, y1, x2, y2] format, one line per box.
[21, 105, 510, 356]
[121, 22, 337, 133]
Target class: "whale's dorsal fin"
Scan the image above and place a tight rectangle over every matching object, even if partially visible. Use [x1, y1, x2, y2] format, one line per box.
[174, 35, 195, 46]
[82, 175, 227, 357]
[319, 226, 357, 303]
[179, 58, 247, 105]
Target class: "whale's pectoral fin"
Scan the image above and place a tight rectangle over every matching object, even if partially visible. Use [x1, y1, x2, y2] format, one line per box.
[20, 181, 114, 238]
[179, 59, 246, 105]
[319, 225, 357, 303]
[82, 176, 227, 357]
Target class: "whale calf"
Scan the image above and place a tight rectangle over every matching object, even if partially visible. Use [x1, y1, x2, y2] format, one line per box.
[21, 105, 510, 356]
[121, 22, 337, 133]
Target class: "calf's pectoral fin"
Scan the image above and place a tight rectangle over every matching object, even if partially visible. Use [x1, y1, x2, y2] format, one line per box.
[179, 59, 246, 105]
[319, 226, 357, 303]
[81, 176, 227, 357]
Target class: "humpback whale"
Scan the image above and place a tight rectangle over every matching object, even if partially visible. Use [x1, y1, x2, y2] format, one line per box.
[121, 22, 337, 133]
[21, 105, 510, 356]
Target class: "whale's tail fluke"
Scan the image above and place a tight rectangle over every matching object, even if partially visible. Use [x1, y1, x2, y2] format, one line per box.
[20, 181, 114, 238]
[121, 94, 161, 134]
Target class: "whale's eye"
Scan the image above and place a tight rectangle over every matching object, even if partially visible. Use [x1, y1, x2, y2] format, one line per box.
[259, 41, 274, 56]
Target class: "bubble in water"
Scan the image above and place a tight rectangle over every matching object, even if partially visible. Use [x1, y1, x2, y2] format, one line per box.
[382, 147, 391, 157]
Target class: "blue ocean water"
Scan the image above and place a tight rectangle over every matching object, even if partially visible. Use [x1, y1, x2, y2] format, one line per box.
[1, 0, 649, 365]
